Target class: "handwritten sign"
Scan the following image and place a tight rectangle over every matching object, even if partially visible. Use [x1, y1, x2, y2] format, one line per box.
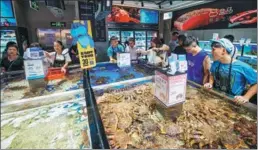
[24, 60, 45, 80]
[117, 53, 131, 68]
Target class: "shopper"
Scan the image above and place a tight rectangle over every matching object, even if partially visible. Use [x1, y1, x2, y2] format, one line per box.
[45, 40, 71, 73]
[69, 44, 79, 64]
[107, 36, 124, 63]
[183, 36, 210, 85]
[125, 38, 138, 61]
[173, 34, 187, 55]
[169, 31, 179, 52]
[224, 34, 238, 59]
[204, 38, 257, 105]
[2, 41, 17, 58]
[0, 43, 24, 72]
[137, 37, 169, 66]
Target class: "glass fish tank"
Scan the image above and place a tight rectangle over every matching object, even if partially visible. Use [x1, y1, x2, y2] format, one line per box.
[95, 82, 257, 149]
[1, 62, 154, 102]
[1, 92, 91, 149]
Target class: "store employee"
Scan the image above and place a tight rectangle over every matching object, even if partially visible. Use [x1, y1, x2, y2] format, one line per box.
[107, 36, 124, 63]
[45, 41, 71, 73]
[204, 38, 257, 105]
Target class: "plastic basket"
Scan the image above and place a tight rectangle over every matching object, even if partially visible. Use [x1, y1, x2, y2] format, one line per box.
[45, 68, 65, 81]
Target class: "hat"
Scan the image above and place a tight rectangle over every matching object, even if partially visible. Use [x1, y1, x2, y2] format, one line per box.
[210, 38, 234, 55]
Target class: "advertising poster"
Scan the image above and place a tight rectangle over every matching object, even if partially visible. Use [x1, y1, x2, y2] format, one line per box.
[71, 20, 96, 69]
[171, 0, 257, 31]
[155, 71, 168, 105]
[107, 6, 159, 24]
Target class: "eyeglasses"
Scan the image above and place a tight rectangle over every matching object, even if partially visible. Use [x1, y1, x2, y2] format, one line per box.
[129, 42, 134, 45]
[211, 42, 223, 49]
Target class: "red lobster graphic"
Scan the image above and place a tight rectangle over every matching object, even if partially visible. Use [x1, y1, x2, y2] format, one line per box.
[229, 9, 257, 27]
[107, 7, 140, 23]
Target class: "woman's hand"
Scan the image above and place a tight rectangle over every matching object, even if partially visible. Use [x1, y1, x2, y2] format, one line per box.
[233, 96, 249, 105]
[44, 51, 51, 58]
[204, 83, 213, 89]
[61, 67, 67, 74]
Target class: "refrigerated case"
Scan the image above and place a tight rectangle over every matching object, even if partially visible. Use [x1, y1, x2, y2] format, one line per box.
[135, 31, 146, 50]
[121, 31, 133, 45]
[107, 30, 158, 50]
[0, 27, 29, 57]
[108, 31, 120, 41]
[146, 31, 158, 49]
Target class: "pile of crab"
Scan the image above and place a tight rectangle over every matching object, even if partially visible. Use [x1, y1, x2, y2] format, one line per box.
[96, 83, 257, 149]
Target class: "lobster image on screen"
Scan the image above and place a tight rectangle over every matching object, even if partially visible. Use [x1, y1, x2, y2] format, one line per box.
[107, 6, 140, 23]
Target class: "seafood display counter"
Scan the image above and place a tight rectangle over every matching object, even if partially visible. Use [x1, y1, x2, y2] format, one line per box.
[1, 62, 154, 103]
[1, 62, 154, 149]
[94, 81, 257, 149]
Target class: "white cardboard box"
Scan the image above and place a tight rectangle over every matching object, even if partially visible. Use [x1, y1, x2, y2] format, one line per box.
[155, 70, 187, 107]
[117, 53, 131, 68]
[24, 60, 45, 80]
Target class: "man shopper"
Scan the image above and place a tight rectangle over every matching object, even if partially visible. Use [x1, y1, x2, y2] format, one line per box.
[204, 38, 257, 105]
[183, 36, 211, 85]
[169, 31, 179, 53]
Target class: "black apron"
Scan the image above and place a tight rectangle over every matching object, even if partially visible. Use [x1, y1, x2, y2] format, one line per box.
[53, 52, 66, 67]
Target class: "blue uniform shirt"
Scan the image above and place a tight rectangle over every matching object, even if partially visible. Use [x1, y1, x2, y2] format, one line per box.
[211, 60, 257, 96]
[107, 45, 124, 57]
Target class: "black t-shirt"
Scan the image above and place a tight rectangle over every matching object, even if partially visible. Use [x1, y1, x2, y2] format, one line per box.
[0, 56, 24, 71]
[174, 45, 186, 55]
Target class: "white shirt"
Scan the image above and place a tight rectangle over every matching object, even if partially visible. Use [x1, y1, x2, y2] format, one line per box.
[125, 46, 138, 60]
[49, 48, 71, 64]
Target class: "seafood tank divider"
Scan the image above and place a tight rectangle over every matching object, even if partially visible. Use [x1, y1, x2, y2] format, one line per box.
[1, 76, 154, 114]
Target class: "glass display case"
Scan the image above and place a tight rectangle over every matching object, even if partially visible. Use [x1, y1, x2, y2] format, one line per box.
[1, 62, 257, 149]
[199, 40, 257, 69]
[0, 30, 17, 55]
[135, 31, 146, 50]
[147, 31, 158, 49]
[108, 31, 120, 41]
[121, 31, 133, 45]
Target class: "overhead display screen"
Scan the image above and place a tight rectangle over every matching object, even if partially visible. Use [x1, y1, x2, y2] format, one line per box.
[107, 6, 159, 24]
[1, 0, 14, 18]
[171, 0, 257, 31]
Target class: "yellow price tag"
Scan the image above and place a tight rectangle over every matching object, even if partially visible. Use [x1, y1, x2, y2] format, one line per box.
[73, 20, 96, 69]
[78, 43, 96, 69]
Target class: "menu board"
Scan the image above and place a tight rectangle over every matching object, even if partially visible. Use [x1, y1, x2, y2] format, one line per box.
[172, 0, 257, 31]
[78, 1, 94, 20]
[95, 19, 106, 42]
